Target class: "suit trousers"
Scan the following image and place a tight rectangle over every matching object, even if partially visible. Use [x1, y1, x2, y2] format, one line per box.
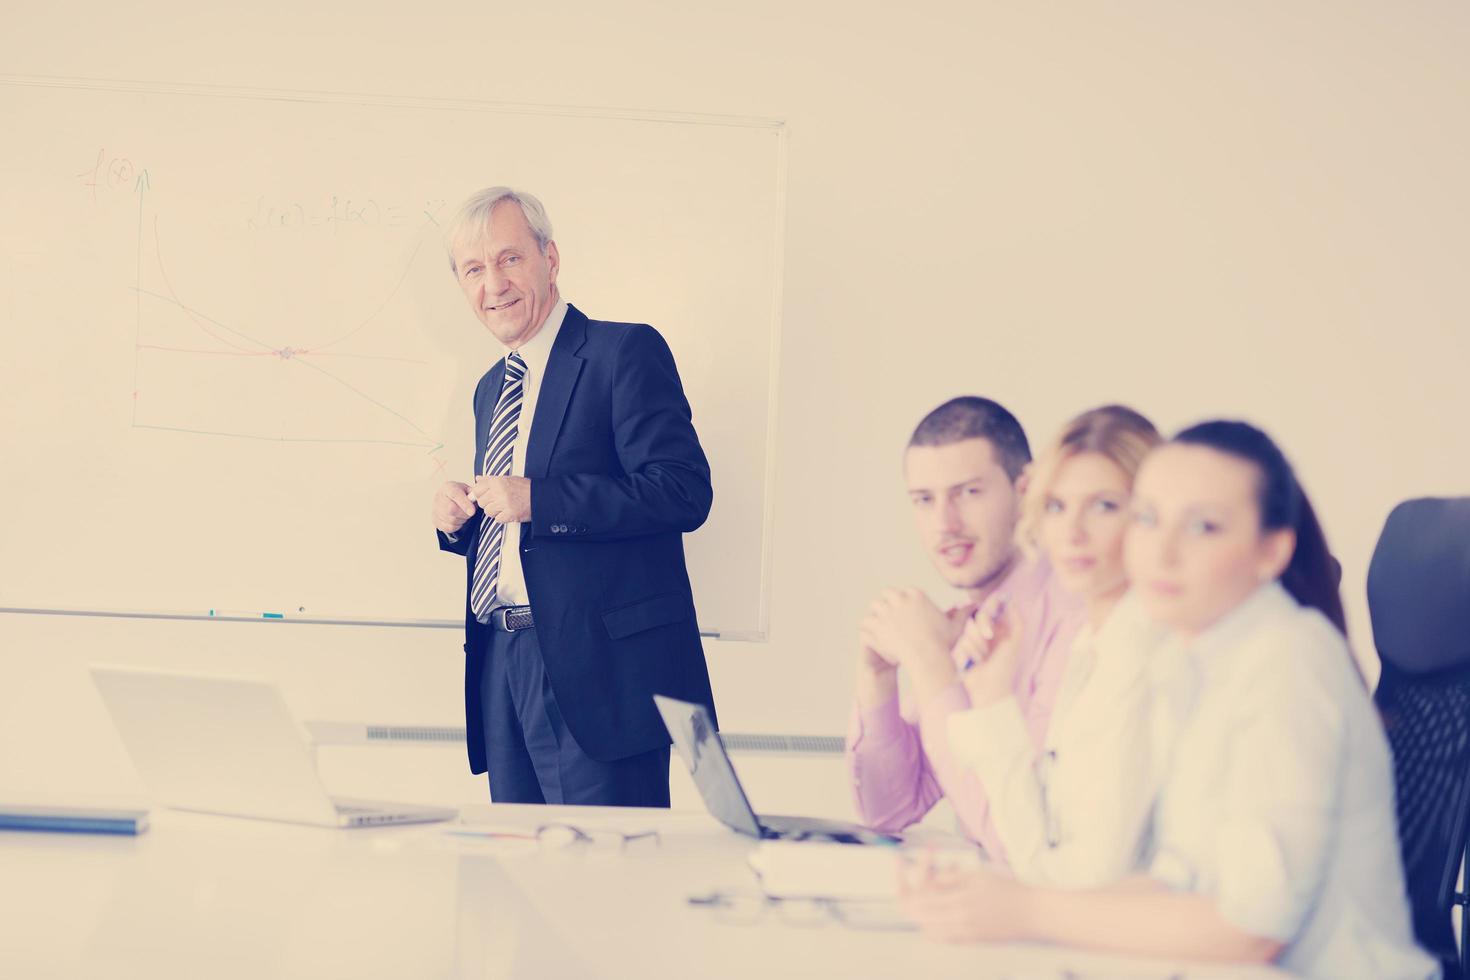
[478, 623, 671, 807]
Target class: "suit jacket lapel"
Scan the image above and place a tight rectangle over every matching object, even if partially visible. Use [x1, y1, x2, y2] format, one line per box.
[524, 304, 587, 480]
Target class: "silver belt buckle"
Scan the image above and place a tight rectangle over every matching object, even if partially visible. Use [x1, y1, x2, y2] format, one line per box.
[497, 605, 533, 632]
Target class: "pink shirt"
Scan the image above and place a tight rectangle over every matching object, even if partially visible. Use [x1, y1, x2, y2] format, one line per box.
[845, 555, 1083, 861]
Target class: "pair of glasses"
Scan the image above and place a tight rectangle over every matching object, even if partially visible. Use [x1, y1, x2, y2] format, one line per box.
[687, 890, 913, 932]
[534, 822, 660, 852]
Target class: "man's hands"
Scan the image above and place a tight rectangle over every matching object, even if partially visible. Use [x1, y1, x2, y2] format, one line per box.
[432, 482, 478, 535]
[469, 475, 531, 525]
[860, 589, 955, 669]
[857, 588, 967, 705]
[432, 476, 532, 535]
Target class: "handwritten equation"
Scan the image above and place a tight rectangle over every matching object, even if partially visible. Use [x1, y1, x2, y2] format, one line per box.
[77, 147, 149, 200]
[75, 149, 446, 234]
[247, 195, 447, 232]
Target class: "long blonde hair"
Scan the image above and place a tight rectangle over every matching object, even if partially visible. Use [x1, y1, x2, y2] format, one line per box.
[1017, 405, 1162, 552]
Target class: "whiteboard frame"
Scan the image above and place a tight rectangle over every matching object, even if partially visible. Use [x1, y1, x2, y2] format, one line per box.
[0, 73, 787, 642]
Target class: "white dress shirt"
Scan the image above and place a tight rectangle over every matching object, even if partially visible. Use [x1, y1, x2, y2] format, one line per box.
[946, 591, 1168, 888]
[485, 297, 567, 611]
[1145, 582, 1435, 980]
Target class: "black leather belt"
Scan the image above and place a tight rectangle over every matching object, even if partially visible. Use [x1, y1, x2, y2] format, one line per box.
[489, 605, 535, 632]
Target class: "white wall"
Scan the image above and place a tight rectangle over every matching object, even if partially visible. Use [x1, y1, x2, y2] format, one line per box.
[4, 1, 1468, 808]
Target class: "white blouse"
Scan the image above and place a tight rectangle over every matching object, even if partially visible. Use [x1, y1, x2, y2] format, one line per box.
[1146, 583, 1434, 980]
[945, 591, 1168, 888]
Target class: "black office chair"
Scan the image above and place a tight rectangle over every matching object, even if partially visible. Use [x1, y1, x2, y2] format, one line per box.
[1369, 496, 1470, 980]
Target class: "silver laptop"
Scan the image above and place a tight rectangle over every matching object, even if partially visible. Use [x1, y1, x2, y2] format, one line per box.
[654, 694, 899, 846]
[91, 665, 455, 828]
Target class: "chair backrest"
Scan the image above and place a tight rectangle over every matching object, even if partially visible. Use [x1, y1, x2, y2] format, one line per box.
[1369, 496, 1470, 980]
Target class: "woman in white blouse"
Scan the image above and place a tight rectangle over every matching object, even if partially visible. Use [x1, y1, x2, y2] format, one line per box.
[903, 420, 1435, 980]
[945, 404, 1165, 888]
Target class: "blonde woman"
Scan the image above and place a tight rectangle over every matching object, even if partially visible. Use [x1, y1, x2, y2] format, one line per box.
[944, 405, 1166, 888]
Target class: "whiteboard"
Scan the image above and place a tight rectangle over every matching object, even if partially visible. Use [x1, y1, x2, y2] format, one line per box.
[0, 78, 784, 639]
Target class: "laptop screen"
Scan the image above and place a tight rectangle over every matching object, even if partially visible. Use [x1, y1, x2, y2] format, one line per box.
[90, 664, 341, 824]
[653, 695, 763, 837]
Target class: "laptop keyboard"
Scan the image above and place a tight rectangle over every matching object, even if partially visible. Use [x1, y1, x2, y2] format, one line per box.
[332, 800, 455, 826]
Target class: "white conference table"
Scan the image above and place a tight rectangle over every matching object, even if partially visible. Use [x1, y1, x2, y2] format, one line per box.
[0, 803, 1290, 979]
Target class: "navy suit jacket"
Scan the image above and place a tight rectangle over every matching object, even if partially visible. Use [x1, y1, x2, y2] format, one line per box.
[439, 305, 718, 769]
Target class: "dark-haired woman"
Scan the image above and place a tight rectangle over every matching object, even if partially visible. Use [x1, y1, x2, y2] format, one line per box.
[901, 421, 1434, 980]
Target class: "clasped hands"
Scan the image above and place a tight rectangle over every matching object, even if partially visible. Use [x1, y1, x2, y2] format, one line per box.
[858, 588, 965, 698]
[431, 476, 532, 534]
[859, 589, 1025, 707]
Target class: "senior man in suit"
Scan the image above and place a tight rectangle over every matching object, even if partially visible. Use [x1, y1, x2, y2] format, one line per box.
[431, 187, 717, 807]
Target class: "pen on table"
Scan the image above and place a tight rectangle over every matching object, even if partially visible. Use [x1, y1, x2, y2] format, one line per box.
[207, 609, 286, 619]
[443, 827, 537, 841]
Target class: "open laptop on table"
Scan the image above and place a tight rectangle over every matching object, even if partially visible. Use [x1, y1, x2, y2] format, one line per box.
[654, 694, 899, 846]
[91, 665, 455, 828]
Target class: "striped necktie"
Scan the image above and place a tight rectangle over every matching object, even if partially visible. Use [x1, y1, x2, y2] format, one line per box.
[470, 351, 527, 619]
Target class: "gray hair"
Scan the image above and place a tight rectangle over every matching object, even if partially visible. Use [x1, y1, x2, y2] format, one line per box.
[444, 187, 555, 275]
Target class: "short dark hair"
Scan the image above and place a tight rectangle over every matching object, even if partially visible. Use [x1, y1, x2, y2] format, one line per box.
[908, 396, 1032, 480]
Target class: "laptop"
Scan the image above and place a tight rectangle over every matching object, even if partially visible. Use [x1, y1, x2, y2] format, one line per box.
[653, 694, 899, 846]
[91, 665, 456, 828]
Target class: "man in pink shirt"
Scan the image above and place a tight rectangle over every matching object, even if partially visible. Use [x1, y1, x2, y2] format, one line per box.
[849, 396, 1083, 860]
